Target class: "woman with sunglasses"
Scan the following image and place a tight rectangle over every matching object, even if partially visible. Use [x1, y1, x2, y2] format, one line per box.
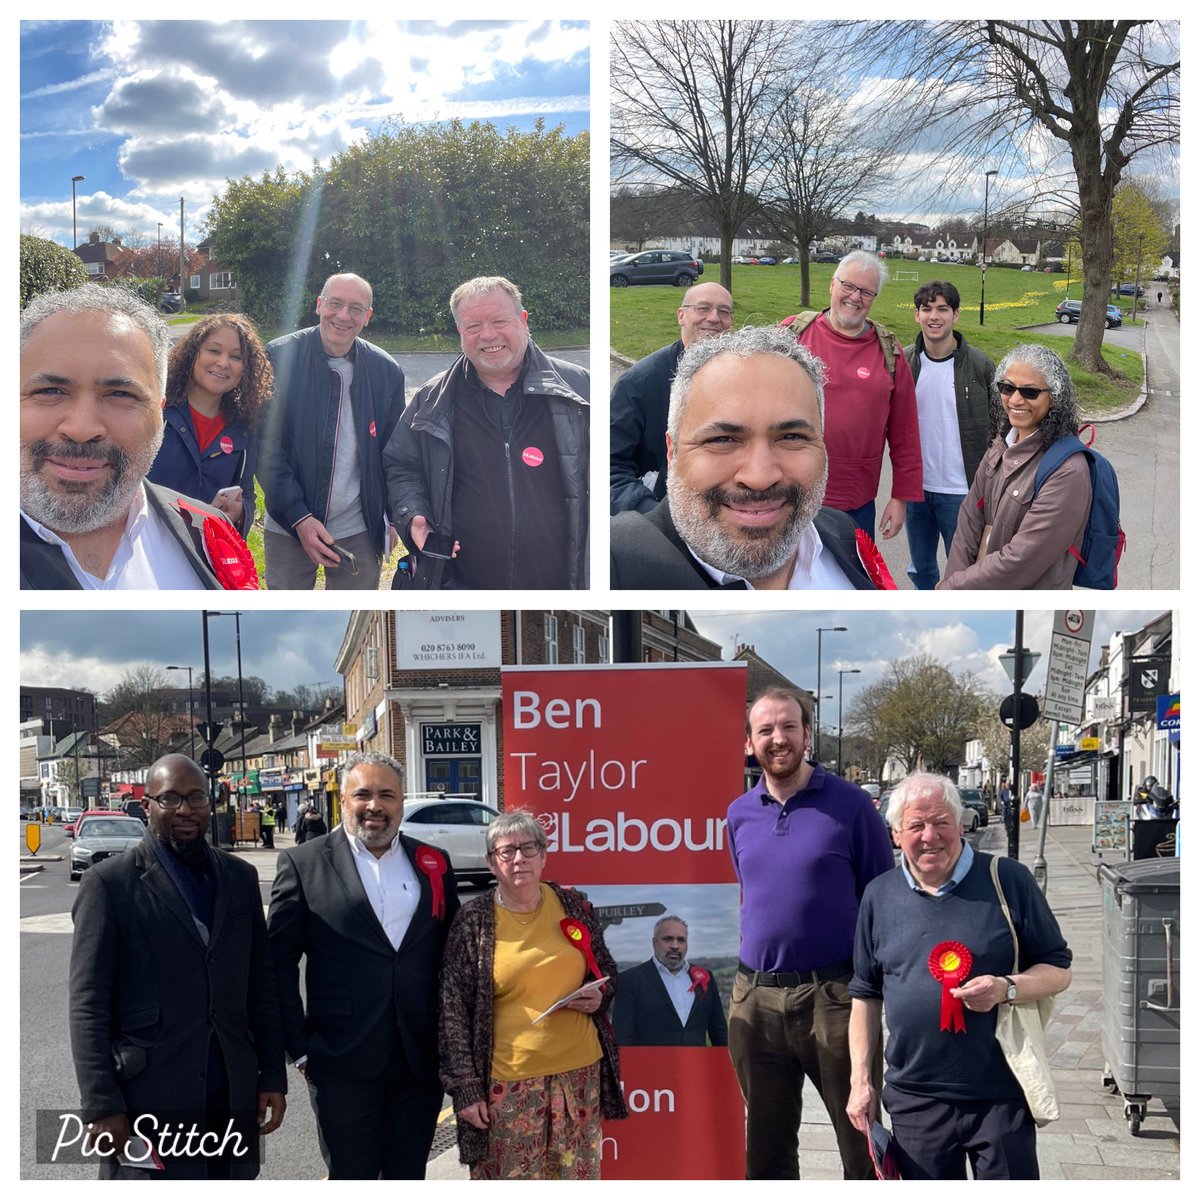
[939, 344, 1091, 589]
[148, 314, 273, 536]
[438, 811, 627, 1178]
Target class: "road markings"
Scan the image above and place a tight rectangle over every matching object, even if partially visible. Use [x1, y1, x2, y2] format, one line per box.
[20, 913, 74, 934]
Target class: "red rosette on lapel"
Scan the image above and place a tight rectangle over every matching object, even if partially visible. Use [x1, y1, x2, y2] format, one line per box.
[414, 846, 448, 920]
[687, 965, 711, 995]
[855, 528, 897, 590]
[177, 500, 260, 590]
[928, 941, 973, 1032]
[560, 918, 603, 981]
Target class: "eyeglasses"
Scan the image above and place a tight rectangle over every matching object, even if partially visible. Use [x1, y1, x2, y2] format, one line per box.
[147, 791, 211, 811]
[834, 277, 878, 301]
[680, 303, 734, 319]
[320, 297, 370, 319]
[997, 381, 1050, 401]
[489, 841, 544, 862]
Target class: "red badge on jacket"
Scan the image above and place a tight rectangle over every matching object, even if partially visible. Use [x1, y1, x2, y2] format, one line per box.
[414, 846, 448, 919]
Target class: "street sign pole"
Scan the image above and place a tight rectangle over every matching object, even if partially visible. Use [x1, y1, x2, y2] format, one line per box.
[1009, 611, 1023, 860]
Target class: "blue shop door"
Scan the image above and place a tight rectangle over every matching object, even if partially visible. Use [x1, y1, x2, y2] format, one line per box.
[425, 758, 483, 799]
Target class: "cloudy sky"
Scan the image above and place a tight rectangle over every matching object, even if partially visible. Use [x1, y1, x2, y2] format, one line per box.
[19, 608, 1164, 708]
[21, 19, 590, 247]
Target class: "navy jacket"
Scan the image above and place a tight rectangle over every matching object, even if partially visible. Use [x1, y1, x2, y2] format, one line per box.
[613, 959, 729, 1047]
[259, 327, 406, 559]
[610, 339, 684, 515]
[147, 403, 257, 535]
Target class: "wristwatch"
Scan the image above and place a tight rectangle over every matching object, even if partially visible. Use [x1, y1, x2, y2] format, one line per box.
[1002, 975, 1018, 1003]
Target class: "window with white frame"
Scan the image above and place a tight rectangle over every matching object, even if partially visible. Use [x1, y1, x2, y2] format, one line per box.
[209, 271, 235, 290]
[544, 614, 558, 664]
[190, 274, 201, 289]
[598, 633, 610, 662]
[572, 623, 586, 664]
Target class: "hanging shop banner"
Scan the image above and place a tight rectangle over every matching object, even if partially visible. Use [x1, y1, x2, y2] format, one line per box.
[502, 662, 748, 1179]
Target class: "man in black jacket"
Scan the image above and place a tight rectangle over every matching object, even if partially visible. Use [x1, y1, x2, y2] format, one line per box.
[383, 276, 589, 588]
[610, 281, 733, 514]
[904, 281, 995, 589]
[610, 326, 892, 590]
[259, 273, 405, 590]
[69, 754, 286, 1178]
[267, 752, 458, 1179]
[614, 916, 729, 1047]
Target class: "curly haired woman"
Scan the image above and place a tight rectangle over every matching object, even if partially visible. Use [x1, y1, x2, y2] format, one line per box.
[148, 313, 272, 535]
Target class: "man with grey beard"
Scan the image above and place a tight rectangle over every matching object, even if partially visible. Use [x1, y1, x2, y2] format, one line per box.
[20, 284, 249, 589]
[610, 326, 892, 589]
[267, 752, 458, 1178]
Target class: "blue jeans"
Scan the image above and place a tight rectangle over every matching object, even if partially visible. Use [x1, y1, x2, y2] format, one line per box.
[905, 491, 966, 589]
[842, 500, 876, 536]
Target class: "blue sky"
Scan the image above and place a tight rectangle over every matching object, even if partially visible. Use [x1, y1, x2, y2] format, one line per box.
[20, 609, 1166, 709]
[20, 19, 590, 248]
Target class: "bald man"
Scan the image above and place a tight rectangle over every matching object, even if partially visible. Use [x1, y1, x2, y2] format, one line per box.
[610, 281, 734, 514]
[259, 272, 405, 590]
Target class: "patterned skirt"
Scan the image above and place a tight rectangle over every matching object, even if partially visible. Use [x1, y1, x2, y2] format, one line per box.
[469, 1060, 602, 1180]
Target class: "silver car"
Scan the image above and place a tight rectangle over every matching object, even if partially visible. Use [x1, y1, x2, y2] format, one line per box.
[69, 816, 145, 881]
[399, 798, 499, 886]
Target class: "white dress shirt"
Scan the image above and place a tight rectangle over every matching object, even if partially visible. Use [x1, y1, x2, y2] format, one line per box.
[689, 522, 856, 590]
[346, 831, 420, 950]
[654, 957, 697, 1026]
[21, 484, 201, 589]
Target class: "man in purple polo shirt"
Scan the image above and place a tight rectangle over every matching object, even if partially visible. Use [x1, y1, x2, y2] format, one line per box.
[727, 686, 895, 1179]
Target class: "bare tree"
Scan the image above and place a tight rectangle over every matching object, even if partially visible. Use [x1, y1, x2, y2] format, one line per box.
[765, 82, 900, 308]
[850, 20, 1178, 375]
[99, 665, 188, 770]
[611, 20, 794, 291]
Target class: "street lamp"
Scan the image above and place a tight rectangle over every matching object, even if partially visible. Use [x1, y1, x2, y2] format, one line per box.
[836, 668, 862, 777]
[814, 626, 847, 762]
[211, 612, 247, 811]
[979, 169, 998, 325]
[71, 174, 85, 252]
[1132, 232, 1145, 322]
[165, 665, 196, 759]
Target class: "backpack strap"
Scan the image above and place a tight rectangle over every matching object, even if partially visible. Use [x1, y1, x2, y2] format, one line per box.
[779, 311, 897, 377]
[1033, 434, 1088, 497]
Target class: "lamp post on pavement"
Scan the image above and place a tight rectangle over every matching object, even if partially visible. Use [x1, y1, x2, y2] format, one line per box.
[165, 665, 196, 759]
[814, 626, 847, 762]
[979, 169, 998, 325]
[71, 175, 85, 252]
[836, 668, 862, 777]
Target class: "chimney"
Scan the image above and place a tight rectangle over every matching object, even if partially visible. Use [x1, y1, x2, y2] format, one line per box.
[89, 232, 100, 244]
[269, 713, 283, 743]
[291, 711, 304, 736]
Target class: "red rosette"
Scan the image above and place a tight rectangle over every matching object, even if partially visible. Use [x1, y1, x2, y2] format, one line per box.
[928, 940, 973, 1033]
[178, 500, 260, 590]
[560, 918, 603, 981]
[688, 965, 710, 995]
[855, 528, 897, 590]
[414, 846, 447, 920]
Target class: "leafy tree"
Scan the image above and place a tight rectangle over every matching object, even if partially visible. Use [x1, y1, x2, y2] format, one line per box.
[1111, 180, 1168, 288]
[977, 699, 1053, 785]
[20, 233, 88, 308]
[845, 655, 988, 775]
[611, 20, 794, 292]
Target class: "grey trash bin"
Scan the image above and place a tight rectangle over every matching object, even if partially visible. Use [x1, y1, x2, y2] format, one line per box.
[1096, 858, 1180, 1134]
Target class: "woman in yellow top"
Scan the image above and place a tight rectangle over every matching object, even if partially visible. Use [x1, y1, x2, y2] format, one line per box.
[438, 811, 628, 1178]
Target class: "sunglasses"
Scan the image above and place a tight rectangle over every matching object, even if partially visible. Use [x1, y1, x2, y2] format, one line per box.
[997, 381, 1050, 401]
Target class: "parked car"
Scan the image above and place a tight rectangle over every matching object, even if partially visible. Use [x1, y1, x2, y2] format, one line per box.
[877, 789, 899, 847]
[1021, 264, 1034, 271]
[1054, 299, 1122, 329]
[1113, 282, 1144, 297]
[814, 252, 840, 263]
[780, 256, 801, 264]
[398, 797, 500, 886]
[69, 815, 146, 880]
[860, 782, 881, 806]
[160, 292, 184, 313]
[958, 788, 989, 832]
[757, 256, 777, 265]
[121, 798, 148, 823]
[610, 250, 704, 288]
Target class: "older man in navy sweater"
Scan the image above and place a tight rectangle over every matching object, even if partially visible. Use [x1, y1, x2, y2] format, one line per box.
[847, 773, 1072, 1179]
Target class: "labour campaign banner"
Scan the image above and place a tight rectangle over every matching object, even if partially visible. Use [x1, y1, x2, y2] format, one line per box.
[502, 663, 748, 1178]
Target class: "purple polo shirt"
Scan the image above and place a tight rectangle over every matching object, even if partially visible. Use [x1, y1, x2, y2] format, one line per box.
[727, 764, 896, 973]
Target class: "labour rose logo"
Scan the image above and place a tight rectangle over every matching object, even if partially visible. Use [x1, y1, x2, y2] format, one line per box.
[688, 965, 711, 995]
[178, 500, 259, 590]
[855, 528, 896, 590]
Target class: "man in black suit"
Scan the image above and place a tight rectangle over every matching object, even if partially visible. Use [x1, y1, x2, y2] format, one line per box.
[614, 916, 728, 1047]
[267, 751, 459, 1179]
[69, 754, 286, 1179]
[610, 326, 891, 590]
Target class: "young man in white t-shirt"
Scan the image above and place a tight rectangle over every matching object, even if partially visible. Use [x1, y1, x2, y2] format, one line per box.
[903, 282, 995, 589]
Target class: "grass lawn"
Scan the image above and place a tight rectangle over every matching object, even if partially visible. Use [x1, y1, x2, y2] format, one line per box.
[610, 261, 1143, 414]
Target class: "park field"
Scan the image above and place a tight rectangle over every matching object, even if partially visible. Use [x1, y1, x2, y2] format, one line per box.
[609, 260, 1144, 413]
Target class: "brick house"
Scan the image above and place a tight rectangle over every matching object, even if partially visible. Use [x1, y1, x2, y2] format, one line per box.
[191, 239, 240, 305]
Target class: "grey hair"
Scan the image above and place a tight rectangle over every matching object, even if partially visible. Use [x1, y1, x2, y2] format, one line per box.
[321, 273, 373, 306]
[666, 325, 827, 446]
[20, 283, 170, 394]
[887, 772, 965, 833]
[450, 276, 524, 324]
[340, 750, 403, 791]
[653, 914, 688, 938]
[990, 343, 1080, 448]
[836, 249, 888, 290]
[486, 809, 548, 853]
